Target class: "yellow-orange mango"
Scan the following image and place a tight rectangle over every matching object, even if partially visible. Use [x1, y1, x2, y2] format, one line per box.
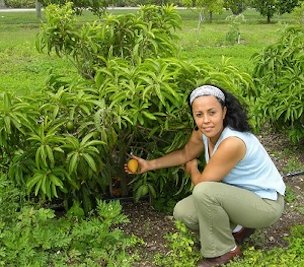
[127, 159, 139, 173]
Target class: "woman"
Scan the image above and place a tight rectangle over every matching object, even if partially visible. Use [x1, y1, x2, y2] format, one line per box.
[125, 84, 285, 267]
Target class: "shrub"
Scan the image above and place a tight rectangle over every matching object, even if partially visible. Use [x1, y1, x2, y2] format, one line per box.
[251, 26, 304, 143]
[36, 3, 182, 79]
[1, 4, 255, 211]
[0, 87, 106, 213]
[39, 0, 113, 17]
[224, 14, 245, 45]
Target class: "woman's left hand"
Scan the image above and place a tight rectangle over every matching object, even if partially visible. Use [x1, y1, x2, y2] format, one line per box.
[184, 158, 199, 174]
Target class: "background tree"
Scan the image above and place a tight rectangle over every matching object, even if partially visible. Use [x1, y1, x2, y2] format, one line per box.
[224, 0, 249, 15]
[277, 0, 303, 15]
[39, 0, 114, 16]
[251, 0, 303, 23]
[183, 0, 224, 29]
[250, 0, 277, 23]
[36, 1, 42, 18]
[292, 0, 304, 24]
[0, 0, 5, 8]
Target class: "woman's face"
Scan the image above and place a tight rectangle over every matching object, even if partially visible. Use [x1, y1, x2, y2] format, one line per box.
[192, 95, 227, 142]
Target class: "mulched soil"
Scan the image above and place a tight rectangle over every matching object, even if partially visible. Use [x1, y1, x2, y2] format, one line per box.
[120, 127, 304, 266]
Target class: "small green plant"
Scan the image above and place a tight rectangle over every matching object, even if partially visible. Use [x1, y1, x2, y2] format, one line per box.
[285, 185, 297, 203]
[227, 224, 304, 266]
[225, 14, 245, 45]
[0, 173, 24, 224]
[0, 200, 141, 266]
[282, 157, 303, 175]
[295, 206, 304, 215]
[154, 220, 200, 267]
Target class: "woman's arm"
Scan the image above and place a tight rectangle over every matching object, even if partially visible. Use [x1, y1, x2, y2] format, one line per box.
[127, 129, 204, 174]
[186, 136, 246, 185]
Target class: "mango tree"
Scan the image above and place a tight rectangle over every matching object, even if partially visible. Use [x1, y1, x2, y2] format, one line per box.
[252, 26, 304, 143]
[1, 4, 256, 213]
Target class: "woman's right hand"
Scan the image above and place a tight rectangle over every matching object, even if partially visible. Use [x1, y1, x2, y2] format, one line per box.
[124, 154, 150, 174]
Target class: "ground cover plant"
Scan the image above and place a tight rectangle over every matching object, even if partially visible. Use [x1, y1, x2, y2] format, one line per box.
[0, 5, 303, 266]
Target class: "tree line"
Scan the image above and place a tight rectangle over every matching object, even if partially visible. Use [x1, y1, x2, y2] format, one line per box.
[2, 0, 304, 23]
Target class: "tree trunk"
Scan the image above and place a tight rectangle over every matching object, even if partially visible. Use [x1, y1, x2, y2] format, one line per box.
[267, 11, 271, 23]
[209, 11, 213, 23]
[197, 11, 205, 31]
[0, 0, 6, 8]
[36, 1, 42, 19]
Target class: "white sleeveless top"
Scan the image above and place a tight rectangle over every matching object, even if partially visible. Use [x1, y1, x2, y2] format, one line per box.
[202, 127, 286, 200]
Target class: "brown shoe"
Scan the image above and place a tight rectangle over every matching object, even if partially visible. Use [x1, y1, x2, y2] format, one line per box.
[232, 227, 255, 244]
[197, 246, 242, 267]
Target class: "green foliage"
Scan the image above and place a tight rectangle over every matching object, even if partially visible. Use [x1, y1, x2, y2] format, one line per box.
[37, 3, 182, 79]
[282, 156, 303, 174]
[251, 0, 278, 23]
[4, 0, 35, 8]
[0, 200, 140, 266]
[153, 223, 304, 267]
[0, 173, 24, 224]
[285, 185, 297, 203]
[277, 0, 303, 15]
[2, 4, 255, 209]
[292, 1, 304, 24]
[39, 0, 113, 16]
[0, 86, 106, 213]
[251, 26, 304, 143]
[227, 225, 304, 266]
[154, 220, 200, 267]
[224, 0, 249, 15]
[251, 0, 302, 23]
[182, 0, 224, 26]
[95, 55, 254, 201]
[36, 3, 254, 204]
[182, 0, 224, 13]
[224, 14, 245, 45]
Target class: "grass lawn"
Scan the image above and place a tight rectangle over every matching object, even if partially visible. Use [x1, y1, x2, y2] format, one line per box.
[0, 11, 75, 95]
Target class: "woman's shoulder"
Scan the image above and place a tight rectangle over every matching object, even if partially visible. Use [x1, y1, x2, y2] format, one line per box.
[222, 127, 254, 140]
[219, 128, 260, 152]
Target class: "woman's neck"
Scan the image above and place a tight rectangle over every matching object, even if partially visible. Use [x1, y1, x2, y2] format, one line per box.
[209, 126, 225, 146]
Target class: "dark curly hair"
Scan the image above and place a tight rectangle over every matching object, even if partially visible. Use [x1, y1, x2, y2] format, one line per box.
[189, 84, 251, 132]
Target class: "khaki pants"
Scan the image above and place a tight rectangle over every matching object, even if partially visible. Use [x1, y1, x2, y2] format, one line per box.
[173, 182, 284, 258]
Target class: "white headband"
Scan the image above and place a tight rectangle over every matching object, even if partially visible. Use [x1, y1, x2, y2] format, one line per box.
[189, 85, 225, 105]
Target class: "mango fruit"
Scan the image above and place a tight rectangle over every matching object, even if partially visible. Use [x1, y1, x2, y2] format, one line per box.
[127, 159, 139, 173]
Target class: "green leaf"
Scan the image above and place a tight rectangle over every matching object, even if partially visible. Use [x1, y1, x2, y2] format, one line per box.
[82, 153, 97, 172]
[68, 152, 79, 174]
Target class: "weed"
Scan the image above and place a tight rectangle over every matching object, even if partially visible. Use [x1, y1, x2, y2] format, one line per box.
[154, 220, 200, 267]
[285, 185, 297, 203]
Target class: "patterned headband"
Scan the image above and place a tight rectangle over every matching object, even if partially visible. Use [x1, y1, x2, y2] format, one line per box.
[189, 85, 225, 105]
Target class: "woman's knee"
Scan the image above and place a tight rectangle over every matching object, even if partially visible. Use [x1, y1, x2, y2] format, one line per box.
[173, 200, 184, 221]
[173, 197, 199, 230]
[173, 198, 191, 220]
[192, 181, 219, 201]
